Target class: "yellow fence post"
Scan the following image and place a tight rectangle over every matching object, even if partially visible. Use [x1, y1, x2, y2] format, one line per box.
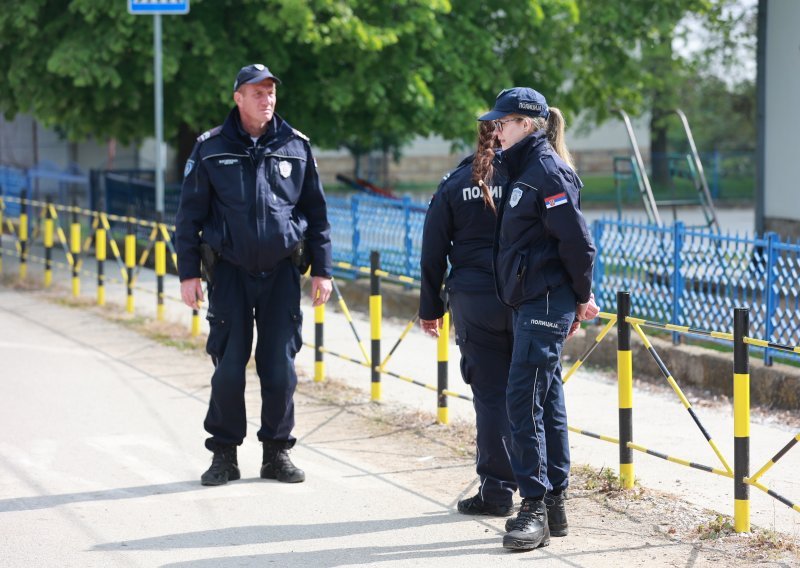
[43, 195, 54, 287]
[19, 189, 28, 280]
[70, 197, 81, 297]
[125, 209, 136, 313]
[733, 307, 751, 532]
[314, 303, 325, 382]
[369, 250, 382, 401]
[95, 215, 106, 306]
[617, 291, 634, 489]
[437, 311, 450, 425]
[0, 192, 4, 275]
[155, 215, 166, 321]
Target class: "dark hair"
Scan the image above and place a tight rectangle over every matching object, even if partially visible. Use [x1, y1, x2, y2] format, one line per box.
[471, 120, 498, 214]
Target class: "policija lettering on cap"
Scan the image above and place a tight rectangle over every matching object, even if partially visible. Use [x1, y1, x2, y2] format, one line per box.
[478, 87, 550, 121]
[233, 63, 282, 92]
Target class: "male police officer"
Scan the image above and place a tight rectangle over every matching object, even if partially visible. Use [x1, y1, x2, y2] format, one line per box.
[176, 63, 332, 486]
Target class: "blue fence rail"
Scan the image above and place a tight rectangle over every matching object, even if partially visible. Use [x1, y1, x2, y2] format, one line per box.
[326, 194, 799, 366]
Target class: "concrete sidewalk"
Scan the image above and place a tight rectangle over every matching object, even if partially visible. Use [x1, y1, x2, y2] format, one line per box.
[1, 242, 799, 566]
[5, 285, 795, 568]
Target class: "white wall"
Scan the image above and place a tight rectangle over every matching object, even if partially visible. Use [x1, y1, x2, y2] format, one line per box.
[764, 0, 800, 223]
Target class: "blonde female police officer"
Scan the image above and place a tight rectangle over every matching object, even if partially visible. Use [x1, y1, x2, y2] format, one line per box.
[419, 121, 516, 518]
[478, 87, 599, 551]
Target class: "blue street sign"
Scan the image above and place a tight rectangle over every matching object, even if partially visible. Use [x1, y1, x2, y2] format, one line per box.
[128, 0, 189, 15]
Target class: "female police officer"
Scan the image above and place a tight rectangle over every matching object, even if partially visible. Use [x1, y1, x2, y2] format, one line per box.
[419, 122, 516, 518]
[478, 87, 598, 550]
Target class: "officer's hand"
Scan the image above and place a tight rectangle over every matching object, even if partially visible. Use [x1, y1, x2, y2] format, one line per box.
[576, 293, 599, 321]
[181, 278, 204, 309]
[420, 318, 443, 338]
[567, 319, 581, 340]
[311, 276, 332, 307]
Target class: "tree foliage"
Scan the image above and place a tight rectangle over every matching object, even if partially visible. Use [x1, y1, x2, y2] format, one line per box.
[0, 0, 755, 167]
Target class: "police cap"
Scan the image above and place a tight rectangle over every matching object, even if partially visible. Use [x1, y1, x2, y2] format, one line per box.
[478, 87, 549, 121]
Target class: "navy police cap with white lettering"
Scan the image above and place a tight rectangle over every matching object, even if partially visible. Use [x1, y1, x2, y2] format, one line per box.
[233, 63, 282, 92]
[478, 87, 549, 121]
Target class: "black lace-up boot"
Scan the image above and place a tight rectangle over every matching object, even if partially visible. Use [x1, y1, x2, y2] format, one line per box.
[505, 491, 568, 536]
[260, 442, 305, 483]
[503, 498, 550, 550]
[457, 494, 513, 517]
[200, 446, 240, 486]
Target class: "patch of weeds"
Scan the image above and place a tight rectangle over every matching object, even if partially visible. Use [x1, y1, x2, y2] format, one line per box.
[696, 514, 734, 540]
[572, 464, 645, 497]
[749, 527, 798, 556]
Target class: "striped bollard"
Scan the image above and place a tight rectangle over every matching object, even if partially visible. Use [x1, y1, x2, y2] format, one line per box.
[70, 197, 81, 297]
[369, 251, 381, 401]
[617, 291, 634, 489]
[125, 209, 136, 313]
[0, 189, 5, 274]
[43, 195, 54, 287]
[733, 307, 751, 532]
[95, 216, 106, 306]
[314, 303, 325, 382]
[437, 311, 450, 424]
[19, 190, 28, 280]
[155, 215, 166, 321]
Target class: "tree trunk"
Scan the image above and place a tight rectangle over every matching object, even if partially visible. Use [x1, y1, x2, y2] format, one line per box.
[650, 110, 670, 190]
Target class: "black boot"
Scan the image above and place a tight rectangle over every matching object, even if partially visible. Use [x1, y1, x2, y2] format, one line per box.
[200, 446, 240, 486]
[457, 493, 513, 517]
[503, 498, 550, 550]
[260, 442, 305, 483]
[505, 491, 568, 536]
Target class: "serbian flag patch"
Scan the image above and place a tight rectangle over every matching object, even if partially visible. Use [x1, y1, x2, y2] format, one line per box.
[544, 192, 568, 209]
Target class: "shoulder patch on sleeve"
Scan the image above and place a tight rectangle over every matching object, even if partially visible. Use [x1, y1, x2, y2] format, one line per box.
[292, 128, 310, 142]
[196, 125, 222, 143]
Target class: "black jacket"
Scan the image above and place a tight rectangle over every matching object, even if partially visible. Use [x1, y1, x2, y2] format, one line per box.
[419, 155, 505, 320]
[175, 108, 332, 280]
[493, 130, 595, 308]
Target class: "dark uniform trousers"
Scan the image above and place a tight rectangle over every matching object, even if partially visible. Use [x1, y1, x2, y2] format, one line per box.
[203, 258, 303, 451]
[449, 290, 517, 505]
[507, 284, 575, 498]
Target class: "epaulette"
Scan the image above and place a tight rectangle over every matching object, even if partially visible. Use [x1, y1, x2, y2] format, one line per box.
[292, 128, 310, 142]
[196, 125, 223, 143]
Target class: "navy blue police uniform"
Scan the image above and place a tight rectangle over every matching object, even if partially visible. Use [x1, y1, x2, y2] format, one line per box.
[492, 127, 595, 502]
[175, 106, 332, 454]
[419, 155, 517, 508]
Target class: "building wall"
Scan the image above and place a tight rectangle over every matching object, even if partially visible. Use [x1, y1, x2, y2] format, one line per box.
[763, 0, 800, 235]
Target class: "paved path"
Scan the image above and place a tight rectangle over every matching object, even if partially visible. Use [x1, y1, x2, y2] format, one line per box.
[1, 213, 799, 566]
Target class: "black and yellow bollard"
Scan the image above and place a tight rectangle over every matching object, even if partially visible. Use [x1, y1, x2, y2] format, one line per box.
[19, 189, 28, 280]
[0, 190, 5, 275]
[125, 209, 136, 313]
[70, 197, 81, 297]
[437, 311, 450, 424]
[155, 215, 166, 321]
[95, 215, 106, 306]
[369, 251, 382, 401]
[43, 195, 54, 287]
[617, 291, 634, 489]
[733, 307, 751, 532]
[314, 303, 325, 382]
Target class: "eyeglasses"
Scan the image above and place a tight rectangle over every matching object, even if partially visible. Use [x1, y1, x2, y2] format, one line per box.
[492, 118, 523, 132]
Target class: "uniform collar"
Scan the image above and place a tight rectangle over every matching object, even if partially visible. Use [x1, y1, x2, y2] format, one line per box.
[499, 130, 548, 180]
[221, 107, 294, 150]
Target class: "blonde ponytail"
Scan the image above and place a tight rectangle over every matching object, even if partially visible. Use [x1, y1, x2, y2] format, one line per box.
[545, 107, 575, 170]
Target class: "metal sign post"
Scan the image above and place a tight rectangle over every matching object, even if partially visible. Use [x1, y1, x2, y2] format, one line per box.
[128, 1, 190, 215]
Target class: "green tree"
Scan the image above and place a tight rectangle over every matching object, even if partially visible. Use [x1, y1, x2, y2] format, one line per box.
[0, 0, 751, 184]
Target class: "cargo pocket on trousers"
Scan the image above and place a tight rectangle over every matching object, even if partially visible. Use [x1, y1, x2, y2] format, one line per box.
[206, 310, 231, 363]
[455, 327, 472, 384]
[289, 308, 303, 357]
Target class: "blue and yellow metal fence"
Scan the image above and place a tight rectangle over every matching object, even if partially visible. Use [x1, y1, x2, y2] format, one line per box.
[2, 191, 798, 532]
